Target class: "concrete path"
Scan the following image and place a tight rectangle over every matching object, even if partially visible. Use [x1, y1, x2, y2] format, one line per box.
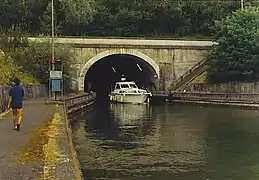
[0, 99, 56, 180]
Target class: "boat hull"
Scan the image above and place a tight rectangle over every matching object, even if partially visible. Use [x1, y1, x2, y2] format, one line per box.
[109, 93, 151, 104]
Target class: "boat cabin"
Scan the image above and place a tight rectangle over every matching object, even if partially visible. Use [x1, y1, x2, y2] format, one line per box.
[114, 82, 138, 90]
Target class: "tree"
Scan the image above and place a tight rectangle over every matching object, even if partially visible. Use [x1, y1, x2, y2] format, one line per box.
[0, 31, 76, 90]
[8, 39, 76, 90]
[37, 0, 96, 35]
[56, 0, 96, 35]
[0, 48, 37, 86]
[206, 7, 259, 83]
[0, 0, 29, 31]
[0, 0, 242, 37]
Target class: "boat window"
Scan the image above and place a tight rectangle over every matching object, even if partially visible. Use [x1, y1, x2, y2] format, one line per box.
[121, 84, 130, 88]
[129, 84, 138, 88]
[115, 84, 120, 89]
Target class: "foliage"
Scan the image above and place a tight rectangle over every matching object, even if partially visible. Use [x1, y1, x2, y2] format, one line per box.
[0, 29, 29, 50]
[0, 49, 38, 86]
[206, 7, 259, 83]
[0, 0, 96, 35]
[7, 40, 75, 89]
[0, 0, 242, 37]
[85, 0, 240, 37]
[40, 0, 96, 35]
[0, 31, 76, 90]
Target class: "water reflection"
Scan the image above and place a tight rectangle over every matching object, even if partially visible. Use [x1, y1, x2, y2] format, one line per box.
[110, 103, 151, 127]
[70, 104, 259, 180]
[71, 104, 209, 179]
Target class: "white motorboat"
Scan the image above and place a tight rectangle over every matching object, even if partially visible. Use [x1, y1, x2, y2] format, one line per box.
[109, 80, 152, 104]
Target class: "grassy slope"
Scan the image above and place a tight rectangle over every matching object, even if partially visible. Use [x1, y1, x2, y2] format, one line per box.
[0, 50, 38, 86]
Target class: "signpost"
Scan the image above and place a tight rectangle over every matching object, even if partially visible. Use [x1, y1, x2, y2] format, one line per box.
[49, 60, 64, 101]
[51, 79, 61, 91]
[50, 71, 62, 79]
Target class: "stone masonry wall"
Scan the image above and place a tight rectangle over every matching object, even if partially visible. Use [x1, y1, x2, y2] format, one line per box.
[73, 47, 208, 92]
[29, 37, 215, 92]
[0, 84, 47, 114]
[186, 82, 259, 93]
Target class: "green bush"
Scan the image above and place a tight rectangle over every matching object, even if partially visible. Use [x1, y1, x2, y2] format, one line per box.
[0, 49, 38, 85]
[7, 39, 76, 90]
[206, 7, 259, 83]
[0, 32, 76, 90]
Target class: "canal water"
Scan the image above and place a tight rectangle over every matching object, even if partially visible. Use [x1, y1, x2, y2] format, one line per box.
[70, 103, 259, 180]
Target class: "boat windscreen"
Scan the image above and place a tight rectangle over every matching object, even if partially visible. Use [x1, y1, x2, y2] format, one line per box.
[129, 84, 138, 88]
[121, 84, 130, 88]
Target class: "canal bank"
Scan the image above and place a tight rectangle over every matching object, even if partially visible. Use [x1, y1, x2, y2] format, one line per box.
[54, 92, 96, 180]
[169, 92, 259, 109]
[62, 93, 96, 180]
[167, 81, 259, 109]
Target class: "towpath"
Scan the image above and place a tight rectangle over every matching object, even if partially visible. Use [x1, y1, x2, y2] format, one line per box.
[0, 99, 80, 180]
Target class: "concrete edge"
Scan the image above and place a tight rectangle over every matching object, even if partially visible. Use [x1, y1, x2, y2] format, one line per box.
[171, 99, 259, 110]
[62, 104, 83, 180]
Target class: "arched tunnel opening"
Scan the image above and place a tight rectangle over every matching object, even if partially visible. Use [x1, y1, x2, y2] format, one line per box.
[84, 54, 158, 102]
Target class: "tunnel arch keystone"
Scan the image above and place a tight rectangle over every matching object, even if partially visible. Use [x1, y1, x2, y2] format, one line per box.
[78, 49, 160, 91]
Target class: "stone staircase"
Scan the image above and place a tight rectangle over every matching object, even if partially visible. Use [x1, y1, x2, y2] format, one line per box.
[170, 59, 205, 92]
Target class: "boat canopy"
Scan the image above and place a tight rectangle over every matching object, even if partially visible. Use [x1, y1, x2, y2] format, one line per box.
[114, 82, 138, 89]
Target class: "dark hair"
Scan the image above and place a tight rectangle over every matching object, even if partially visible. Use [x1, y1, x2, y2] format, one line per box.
[13, 77, 20, 85]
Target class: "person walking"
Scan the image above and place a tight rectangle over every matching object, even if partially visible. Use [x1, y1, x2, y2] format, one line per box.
[7, 77, 25, 131]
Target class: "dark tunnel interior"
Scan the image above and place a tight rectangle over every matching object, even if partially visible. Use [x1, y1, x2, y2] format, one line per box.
[84, 54, 158, 100]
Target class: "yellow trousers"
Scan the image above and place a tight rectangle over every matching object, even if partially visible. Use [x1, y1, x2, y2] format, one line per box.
[12, 108, 23, 127]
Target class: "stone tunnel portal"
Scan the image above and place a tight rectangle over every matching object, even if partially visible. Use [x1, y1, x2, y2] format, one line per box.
[84, 54, 159, 99]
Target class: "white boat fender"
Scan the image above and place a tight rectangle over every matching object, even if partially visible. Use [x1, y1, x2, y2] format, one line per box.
[147, 98, 150, 103]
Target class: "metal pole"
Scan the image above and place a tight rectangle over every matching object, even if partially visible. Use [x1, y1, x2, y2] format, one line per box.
[51, 0, 55, 70]
[49, 76, 51, 100]
[51, 0, 55, 100]
[61, 63, 64, 100]
[241, 0, 244, 10]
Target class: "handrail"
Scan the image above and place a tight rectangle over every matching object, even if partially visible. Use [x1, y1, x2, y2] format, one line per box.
[63, 92, 95, 101]
[170, 59, 205, 91]
[64, 93, 96, 108]
[175, 65, 205, 91]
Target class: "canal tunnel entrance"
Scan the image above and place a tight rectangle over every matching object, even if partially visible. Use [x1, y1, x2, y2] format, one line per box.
[84, 54, 158, 100]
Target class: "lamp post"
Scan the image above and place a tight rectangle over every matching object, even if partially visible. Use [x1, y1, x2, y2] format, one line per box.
[51, 0, 55, 100]
[51, 0, 55, 70]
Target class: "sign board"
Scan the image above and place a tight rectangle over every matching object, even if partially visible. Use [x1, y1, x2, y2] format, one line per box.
[50, 71, 62, 79]
[51, 79, 61, 91]
[71, 64, 81, 69]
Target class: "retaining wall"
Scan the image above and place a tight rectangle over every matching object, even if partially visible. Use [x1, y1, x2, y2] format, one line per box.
[61, 92, 96, 180]
[171, 92, 259, 104]
[64, 93, 96, 114]
[0, 84, 47, 114]
[186, 82, 259, 93]
[169, 82, 259, 109]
